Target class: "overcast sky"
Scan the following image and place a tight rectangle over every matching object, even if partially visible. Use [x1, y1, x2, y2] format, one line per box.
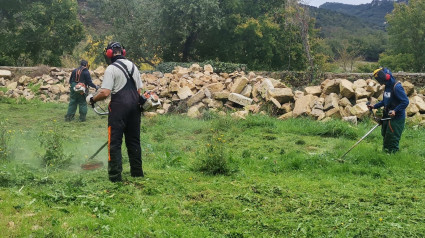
[304, 0, 373, 7]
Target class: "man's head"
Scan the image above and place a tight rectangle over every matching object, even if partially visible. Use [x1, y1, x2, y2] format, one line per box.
[80, 60, 88, 67]
[373, 67, 391, 84]
[106, 42, 126, 56]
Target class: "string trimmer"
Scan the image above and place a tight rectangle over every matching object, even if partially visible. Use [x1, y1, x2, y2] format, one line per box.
[80, 90, 161, 170]
[338, 103, 391, 161]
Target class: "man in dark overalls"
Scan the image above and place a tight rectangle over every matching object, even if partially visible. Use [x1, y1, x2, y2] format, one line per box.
[87, 42, 144, 182]
[368, 67, 409, 153]
[65, 60, 98, 122]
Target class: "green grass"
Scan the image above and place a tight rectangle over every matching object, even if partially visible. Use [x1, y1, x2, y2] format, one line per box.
[1, 99, 425, 237]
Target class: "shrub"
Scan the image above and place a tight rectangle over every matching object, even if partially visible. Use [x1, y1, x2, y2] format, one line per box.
[194, 130, 231, 175]
[30, 65, 51, 78]
[0, 120, 14, 161]
[38, 122, 72, 168]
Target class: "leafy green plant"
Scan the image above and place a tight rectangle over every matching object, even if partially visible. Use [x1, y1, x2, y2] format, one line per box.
[37, 122, 72, 168]
[194, 130, 232, 175]
[0, 120, 13, 161]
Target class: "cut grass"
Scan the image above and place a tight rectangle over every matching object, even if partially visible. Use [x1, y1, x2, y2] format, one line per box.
[1, 100, 425, 237]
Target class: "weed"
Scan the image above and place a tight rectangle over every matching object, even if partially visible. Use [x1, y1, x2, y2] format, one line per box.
[29, 64, 51, 77]
[194, 131, 232, 175]
[0, 119, 14, 161]
[37, 121, 72, 168]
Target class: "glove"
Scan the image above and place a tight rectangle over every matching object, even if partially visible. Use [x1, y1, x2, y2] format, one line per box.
[86, 94, 95, 108]
[366, 102, 374, 110]
[95, 85, 100, 91]
[388, 110, 396, 117]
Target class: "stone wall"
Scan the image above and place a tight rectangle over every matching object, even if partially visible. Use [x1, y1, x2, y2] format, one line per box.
[1, 65, 425, 125]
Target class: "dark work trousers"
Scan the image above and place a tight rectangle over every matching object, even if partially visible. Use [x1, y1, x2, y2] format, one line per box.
[107, 78, 143, 182]
[381, 117, 405, 153]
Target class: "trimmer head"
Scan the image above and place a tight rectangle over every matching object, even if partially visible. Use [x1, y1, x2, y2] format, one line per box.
[81, 161, 103, 170]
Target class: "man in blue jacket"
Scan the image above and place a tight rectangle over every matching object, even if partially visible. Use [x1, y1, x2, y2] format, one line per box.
[368, 67, 409, 153]
[65, 60, 99, 122]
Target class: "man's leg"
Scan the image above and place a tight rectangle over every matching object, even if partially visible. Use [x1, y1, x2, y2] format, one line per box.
[65, 94, 77, 121]
[125, 107, 143, 177]
[78, 94, 88, 122]
[382, 118, 405, 153]
[108, 109, 125, 182]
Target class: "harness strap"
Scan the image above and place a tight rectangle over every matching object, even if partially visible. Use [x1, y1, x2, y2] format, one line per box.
[111, 60, 136, 87]
[75, 68, 83, 83]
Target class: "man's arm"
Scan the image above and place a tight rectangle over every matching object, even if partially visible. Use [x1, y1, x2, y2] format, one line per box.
[93, 88, 111, 102]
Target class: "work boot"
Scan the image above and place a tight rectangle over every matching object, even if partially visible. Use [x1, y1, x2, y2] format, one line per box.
[79, 114, 86, 122]
[109, 174, 122, 183]
[65, 114, 75, 122]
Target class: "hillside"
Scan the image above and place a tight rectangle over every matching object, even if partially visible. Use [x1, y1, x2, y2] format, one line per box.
[319, 0, 408, 29]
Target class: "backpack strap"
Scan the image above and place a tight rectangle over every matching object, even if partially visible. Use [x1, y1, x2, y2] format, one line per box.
[75, 67, 83, 83]
[392, 81, 401, 95]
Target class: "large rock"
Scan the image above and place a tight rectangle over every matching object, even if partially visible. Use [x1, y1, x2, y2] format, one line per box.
[177, 86, 193, 99]
[293, 94, 315, 117]
[50, 85, 61, 95]
[402, 81, 415, 96]
[406, 102, 419, 116]
[230, 77, 249, 94]
[350, 102, 369, 119]
[240, 85, 252, 98]
[353, 79, 367, 89]
[204, 64, 214, 74]
[267, 88, 294, 103]
[324, 93, 340, 111]
[7, 82, 17, 90]
[231, 110, 249, 120]
[169, 81, 180, 92]
[204, 82, 225, 93]
[339, 79, 354, 98]
[339, 97, 352, 107]
[0, 70, 12, 79]
[94, 66, 105, 77]
[258, 79, 274, 98]
[304, 86, 321, 96]
[213, 91, 230, 100]
[410, 96, 425, 112]
[59, 94, 69, 103]
[187, 89, 205, 107]
[18, 75, 31, 86]
[228, 93, 253, 106]
[187, 103, 205, 118]
[321, 79, 340, 94]
[355, 87, 371, 100]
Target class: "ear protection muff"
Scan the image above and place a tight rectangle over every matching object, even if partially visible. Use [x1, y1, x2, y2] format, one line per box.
[105, 42, 126, 59]
[373, 68, 391, 83]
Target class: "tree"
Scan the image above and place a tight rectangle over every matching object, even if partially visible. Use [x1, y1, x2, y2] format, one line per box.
[384, 0, 425, 72]
[0, 0, 84, 66]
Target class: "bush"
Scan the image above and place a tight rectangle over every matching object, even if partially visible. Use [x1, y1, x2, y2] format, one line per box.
[155, 61, 248, 73]
[0, 120, 14, 161]
[194, 130, 231, 175]
[38, 122, 72, 168]
[30, 65, 51, 78]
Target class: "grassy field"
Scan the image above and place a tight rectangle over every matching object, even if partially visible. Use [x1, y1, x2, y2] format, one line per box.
[1, 98, 425, 237]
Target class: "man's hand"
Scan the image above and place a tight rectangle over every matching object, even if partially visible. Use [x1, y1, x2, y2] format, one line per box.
[366, 103, 374, 110]
[86, 94, 95, 108]
[388, 110, 396, 117]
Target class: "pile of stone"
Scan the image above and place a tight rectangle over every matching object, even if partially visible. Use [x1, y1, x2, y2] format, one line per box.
[1, 64, 425, 125]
